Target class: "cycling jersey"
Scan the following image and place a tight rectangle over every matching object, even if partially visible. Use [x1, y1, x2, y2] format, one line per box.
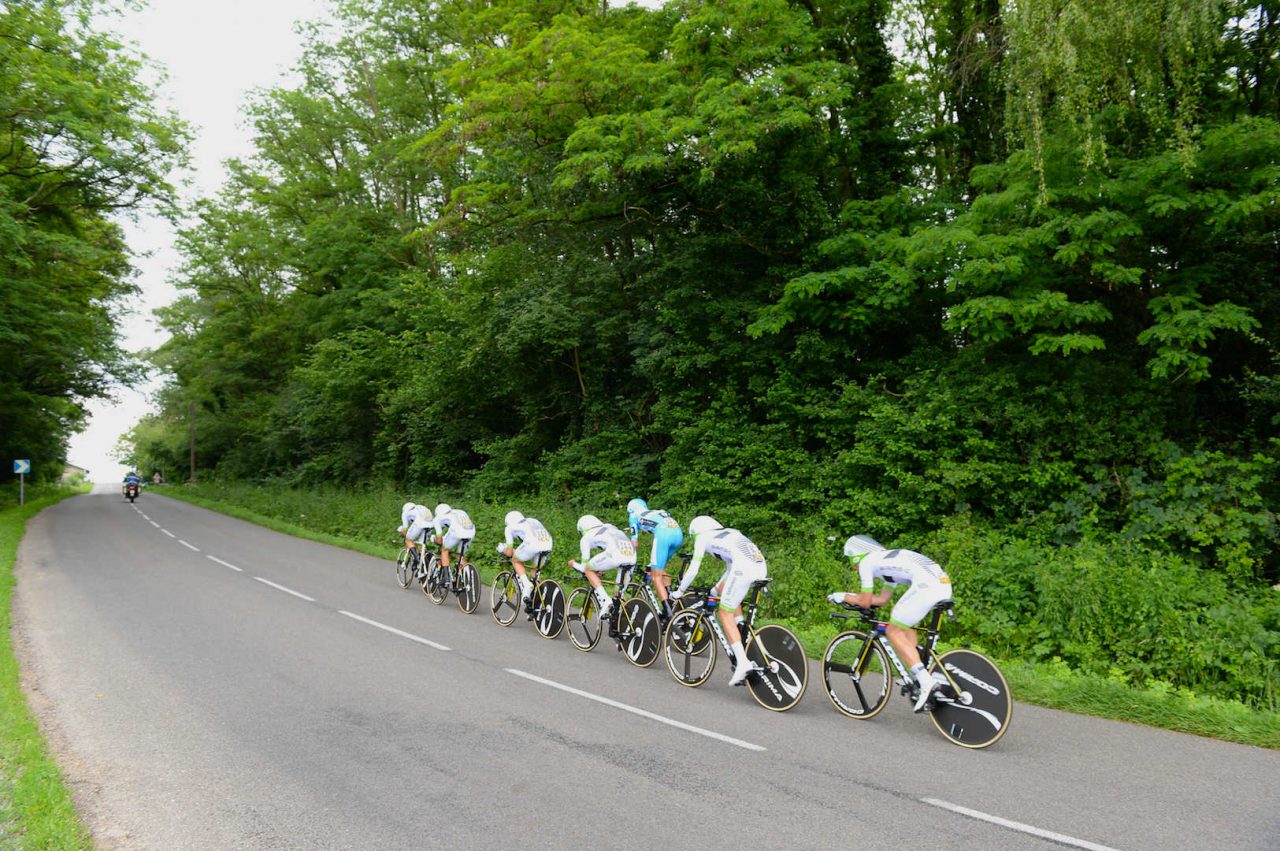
[576, 523, 636, 575]
[678, 527, 767, 611]
[858, 549, 951, 629]
[404, 508, 433, 545]
[434, 508, 476, 550]
[505, 516, 553, 565]
[627, 508, 683, 572]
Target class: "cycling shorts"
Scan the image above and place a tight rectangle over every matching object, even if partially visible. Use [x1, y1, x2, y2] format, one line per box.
[586, 549, 634, 574]
[647, 524, 684, 572]
[715, 557, 767, 611]
[440, 528, 475, 551]
[889, 578, 952, 629]
[514, 541, 551, 566]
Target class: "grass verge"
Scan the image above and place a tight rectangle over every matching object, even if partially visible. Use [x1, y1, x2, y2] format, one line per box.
[0, 486, 92, 849]
[160, 483, 1280, 750]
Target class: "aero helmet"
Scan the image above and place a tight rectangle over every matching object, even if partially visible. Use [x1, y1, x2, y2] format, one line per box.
[435, 503, 451, 518]
[415, 504, 433, 520]
[843, 535, 885, 563]
[626, 498, 648, 516]
[402, 502, 415, 516]
[687, 515, 722, 537]
[504, 510, 524, 528]
[576, 514, 603, 534]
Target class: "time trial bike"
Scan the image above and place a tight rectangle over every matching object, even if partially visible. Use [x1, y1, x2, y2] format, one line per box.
[821, 601, 1012, 748]
[565, 565, 662, 667]
[490, 555, 566, 639]
[422, 541, 480, 614]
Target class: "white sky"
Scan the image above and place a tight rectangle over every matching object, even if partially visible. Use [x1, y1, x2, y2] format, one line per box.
[69, 0, 664, 481]
[68, 0, 332, 481]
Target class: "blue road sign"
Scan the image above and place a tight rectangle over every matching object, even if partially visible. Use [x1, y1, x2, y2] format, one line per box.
[13, 459, 30, 474]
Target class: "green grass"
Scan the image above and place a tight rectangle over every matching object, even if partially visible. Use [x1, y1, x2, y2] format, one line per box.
[0, 486, 93, 849]
[162, 481, 1280, 750]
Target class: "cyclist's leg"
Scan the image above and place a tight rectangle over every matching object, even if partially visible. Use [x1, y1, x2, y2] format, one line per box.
[719, 561, 765, 683]
[887, 582, 951, 708]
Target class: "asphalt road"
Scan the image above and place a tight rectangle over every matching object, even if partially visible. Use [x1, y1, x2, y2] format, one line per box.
[14, 489, 1280, 850]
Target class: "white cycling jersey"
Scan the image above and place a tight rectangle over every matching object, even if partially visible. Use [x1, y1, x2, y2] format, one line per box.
[404, 507, 434, 545]
[856, 548, 951, 629]
[434, 508, 476, 550]
[678, 527, 767, 610]
[574, 523, 636, 574]
[504, 516, 553, 564]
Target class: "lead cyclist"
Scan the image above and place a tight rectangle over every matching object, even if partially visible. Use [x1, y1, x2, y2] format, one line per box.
[670, 515, 767, 687]
[828, 535, 953, 711]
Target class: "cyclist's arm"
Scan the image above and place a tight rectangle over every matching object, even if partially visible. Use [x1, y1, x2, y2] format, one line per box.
[579, 536, 593, 564]
[647, 536, 660, 570]
[674, 536, 708, 595]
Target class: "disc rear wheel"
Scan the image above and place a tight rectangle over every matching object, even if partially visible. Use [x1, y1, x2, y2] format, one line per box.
[532, 580, 566, 638]
[745, 624, 808, 712]
[928, 649, 1011, 749]
[619, 598, 661, 668]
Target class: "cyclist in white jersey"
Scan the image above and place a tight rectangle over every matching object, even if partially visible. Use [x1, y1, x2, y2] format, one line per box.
[670, 515, 767, 687]
[496, 511, 553, 601]
[399, 503, 433, 551]
[432, 503, 475, 581]
[568, 515, 637, 619]
[828, 535, 953, 711]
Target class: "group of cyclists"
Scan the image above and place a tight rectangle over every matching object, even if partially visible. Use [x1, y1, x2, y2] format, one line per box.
[397, 497, 954, 710]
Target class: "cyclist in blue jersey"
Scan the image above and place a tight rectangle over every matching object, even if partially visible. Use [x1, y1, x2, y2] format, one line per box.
[625, 498, 684, 619]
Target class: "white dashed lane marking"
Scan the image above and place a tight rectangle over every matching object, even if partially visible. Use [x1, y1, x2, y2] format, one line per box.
[920, 798, 1121, 851]
[178, 540, 199, 552]
[206, 555, 243, 572]
[252, 577, 315, 602]
[338, 611, 450, 652]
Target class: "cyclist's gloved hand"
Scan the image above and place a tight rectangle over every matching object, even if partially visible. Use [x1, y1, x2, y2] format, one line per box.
[827, 592, 846, 605]
[495, 542, 507, 555]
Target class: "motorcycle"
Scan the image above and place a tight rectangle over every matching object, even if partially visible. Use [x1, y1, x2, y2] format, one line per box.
[124, 482, 140, 503]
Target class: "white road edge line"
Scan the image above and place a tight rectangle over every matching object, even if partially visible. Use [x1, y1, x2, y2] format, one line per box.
[140, 515, 150, 520]
[206, 555, 243, 572]
[178, 540, 200, 552]
[148, 520, 160, 528]
[160, 529, 176, 538]
[253, 577, 315, 602]
[920, 798, 1120, 851]
[505, 668, 766, 752]
[338, 611, 450, 652]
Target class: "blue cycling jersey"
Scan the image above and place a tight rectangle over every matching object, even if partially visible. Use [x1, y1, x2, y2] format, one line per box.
[628, 508, 683, 571]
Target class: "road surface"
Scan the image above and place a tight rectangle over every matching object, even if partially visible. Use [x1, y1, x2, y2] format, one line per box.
[14, 489, 1280, 849]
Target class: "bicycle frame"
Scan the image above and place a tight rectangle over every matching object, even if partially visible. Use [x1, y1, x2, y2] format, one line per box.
[836, 604, 953, 694]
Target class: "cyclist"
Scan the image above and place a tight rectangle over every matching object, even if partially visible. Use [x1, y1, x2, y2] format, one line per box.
[496, 510, 553, 602]
[398, 503, 433, 551]
[625, 498, 683, 619]
[568, 515, 637, 619]
[828, 535, 952, 712]
[431, 503, 475, 583]
[670, 515, 767, 687]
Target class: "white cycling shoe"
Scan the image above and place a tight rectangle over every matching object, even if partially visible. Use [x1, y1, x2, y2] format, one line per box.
[913, 673, 947, 712]
[728, 661, 759, 687]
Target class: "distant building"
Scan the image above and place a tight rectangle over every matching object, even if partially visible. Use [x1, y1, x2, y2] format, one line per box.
[61, 463, 90, 483]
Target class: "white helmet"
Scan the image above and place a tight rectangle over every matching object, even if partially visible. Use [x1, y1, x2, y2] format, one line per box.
[415, 504, 433, 520]
[576, 514, 602, 534]
[843, 535, 885, 562]
[435, 503, 451, 518]
[402, 502, 415, 515]
[626, 498, 647, 516]
[688, 515, 721, 537]
[504, 510, 524, 528]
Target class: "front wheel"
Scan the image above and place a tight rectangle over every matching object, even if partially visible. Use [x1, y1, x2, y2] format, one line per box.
[456, 563, 479, 614]
[395, 548, 414, 589]
[532, 579, 566, 639]
[425, 558, 447, 605]
[928, 649, 1012, 749]
[491, 571, 520, 626]
[566, 587, 603, 651]
[745, 624, 808, 712]
[663, 609, 715, 687]
[822, 631, 891, 720]
[619, 598, 661, 668]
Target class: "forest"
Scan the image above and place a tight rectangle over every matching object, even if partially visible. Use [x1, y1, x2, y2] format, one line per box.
[7, 1, 1278, 709]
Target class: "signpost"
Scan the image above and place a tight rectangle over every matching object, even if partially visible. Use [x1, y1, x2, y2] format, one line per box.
[13, 460, 30, 506]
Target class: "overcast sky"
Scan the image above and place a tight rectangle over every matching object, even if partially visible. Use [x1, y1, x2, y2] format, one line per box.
[68, 0, 333, 480]
[69, 0, 662, 481]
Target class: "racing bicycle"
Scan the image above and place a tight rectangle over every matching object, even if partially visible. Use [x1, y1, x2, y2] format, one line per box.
[490, 555, 566, 639]
[821, 601, 1012, 748]
[662, 579, 808, 712]
[395, 542, 432, 590]
[565, 565, 662, 667]
[422, 541, 480, 614]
